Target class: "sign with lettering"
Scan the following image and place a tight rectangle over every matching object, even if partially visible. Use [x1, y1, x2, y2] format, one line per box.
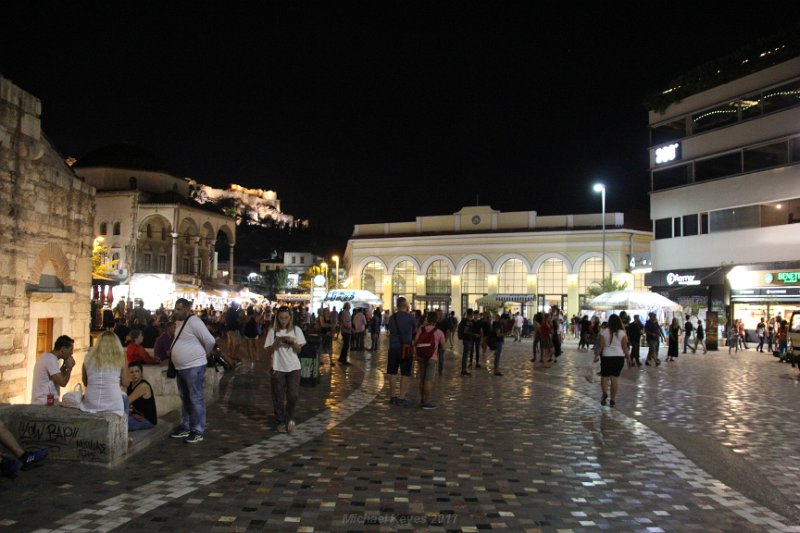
[666, 272, 700, 286]
[765, 271, 800, 284]
[655, 143, 680, 164]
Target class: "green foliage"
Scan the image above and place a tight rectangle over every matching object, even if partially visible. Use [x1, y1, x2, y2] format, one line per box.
[586, 277, 629, 299]
[262, 268, 289, 295]
[92, 240, 119, 280]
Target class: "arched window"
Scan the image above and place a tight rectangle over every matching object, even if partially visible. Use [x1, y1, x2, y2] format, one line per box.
[538, 258, 567, 295]
[498, 259, 527, 293]
[361, 261, 384, 295]
[425, 260, 451, 294]
[392, 261, 416, 298]
[113, 222, 121, 235]
[99, 222, 107, 235]
[161, 227, 167, 241]
[578, 257, 612, 295]
[461, 260, 487, 294]
[146, 224, 152, 239]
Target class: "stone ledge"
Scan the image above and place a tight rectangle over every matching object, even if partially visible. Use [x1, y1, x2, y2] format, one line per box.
[141, 364, 224, 418]
[0, 404, 127, 467]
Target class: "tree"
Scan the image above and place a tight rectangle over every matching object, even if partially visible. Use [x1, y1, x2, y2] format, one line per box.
[262, 268, 289, 296]
[298, 265, 326, 292]
[585, 277, 629, 299]
[92, 238, 119, 280]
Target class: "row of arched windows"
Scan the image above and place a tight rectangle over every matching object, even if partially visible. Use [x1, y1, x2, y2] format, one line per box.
[361, 257, 614, 297]
[97, 221, 121, 236]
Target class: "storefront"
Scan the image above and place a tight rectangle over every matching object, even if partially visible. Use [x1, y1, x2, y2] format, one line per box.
[727, 264, 800, 329]
[645, 268, 726, 316]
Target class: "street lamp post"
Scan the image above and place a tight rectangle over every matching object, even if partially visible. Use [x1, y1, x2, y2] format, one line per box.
[332, 255, 340, 289]
[593, 183, 606, 284]
[321, 261, 328, 292]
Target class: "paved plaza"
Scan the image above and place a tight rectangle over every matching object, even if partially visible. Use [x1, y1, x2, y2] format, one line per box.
[2, 335, 800, 532]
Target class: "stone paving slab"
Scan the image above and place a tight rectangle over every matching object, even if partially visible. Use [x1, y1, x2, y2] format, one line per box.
[2, 336, 800, 532]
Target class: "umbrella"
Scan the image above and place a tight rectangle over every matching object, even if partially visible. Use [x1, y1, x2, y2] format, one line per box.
[586, 290, 683, 312]
[475, 293, 502, 309]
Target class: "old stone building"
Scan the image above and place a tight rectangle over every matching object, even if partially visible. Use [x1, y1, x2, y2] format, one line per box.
[0, 75, 94, 403]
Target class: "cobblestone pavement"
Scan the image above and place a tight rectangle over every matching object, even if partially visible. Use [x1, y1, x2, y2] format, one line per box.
[2, 335, 800, 532]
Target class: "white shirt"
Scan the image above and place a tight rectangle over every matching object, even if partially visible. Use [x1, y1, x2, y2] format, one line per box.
[32, 352, 61, 404]
[353, 312, 367, 333]
[515, 315, 524, 328]
[172, 315, 216, 370]
[265, 326, 306, 372]
[600, 329, 627, 357]
[80, 355, 125, 416]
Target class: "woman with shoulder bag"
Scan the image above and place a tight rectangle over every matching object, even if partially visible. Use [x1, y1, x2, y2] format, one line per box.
[595, 314, 631, 407]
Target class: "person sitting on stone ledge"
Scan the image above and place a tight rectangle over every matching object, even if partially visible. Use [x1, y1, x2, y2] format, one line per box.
[153, 321, 176, 363]
[80, 331, 130, 416]
[126, 329, 158, 365]
[32, 335, 76, 405]
[126, 361, 157, 431]
[0, 420, 48, 477]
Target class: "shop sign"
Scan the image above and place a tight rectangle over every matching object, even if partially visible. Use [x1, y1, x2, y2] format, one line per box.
[764, 271, 800, 284]
[732, 287, 800, 297]
[666, 272, 700, 286]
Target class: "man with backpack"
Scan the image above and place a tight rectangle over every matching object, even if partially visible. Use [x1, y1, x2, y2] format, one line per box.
[387, 297, 416, 406]
[414, 311, 445, 409]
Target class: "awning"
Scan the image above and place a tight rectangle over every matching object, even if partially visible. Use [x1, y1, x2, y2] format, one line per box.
[277, 293, 311, 302]
[477, 293, 535, 305]
[414, 294, 451, 303]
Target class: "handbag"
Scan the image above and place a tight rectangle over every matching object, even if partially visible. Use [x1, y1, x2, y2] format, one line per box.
[61, 383, 84, 408]
[583, 359, 597, 383]
[166, 359, 177, 379]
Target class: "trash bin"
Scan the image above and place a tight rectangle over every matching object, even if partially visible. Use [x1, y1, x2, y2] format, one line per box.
[300, 334, 321, 386]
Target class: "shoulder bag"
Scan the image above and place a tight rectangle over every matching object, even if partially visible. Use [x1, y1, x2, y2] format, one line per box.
[166, 316, 191, 379]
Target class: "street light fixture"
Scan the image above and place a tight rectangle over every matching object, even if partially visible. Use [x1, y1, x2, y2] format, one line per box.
[332, 255, 340, 289]
[321, 261, 328, 292]
[593, 183, 606, 284]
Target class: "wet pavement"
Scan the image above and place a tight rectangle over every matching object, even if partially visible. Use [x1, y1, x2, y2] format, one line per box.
[2, 334, 800, 532]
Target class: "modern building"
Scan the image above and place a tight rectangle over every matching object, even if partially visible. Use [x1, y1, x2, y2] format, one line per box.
[645, 41, 800, 336]
[73, 144, 237, 310]
[344, 205, 651, 318]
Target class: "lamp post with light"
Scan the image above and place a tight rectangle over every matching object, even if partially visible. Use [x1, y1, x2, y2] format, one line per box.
[332, 255, 340, 289]
[593, 183, 606, 284]
[321, 261, 328, 292]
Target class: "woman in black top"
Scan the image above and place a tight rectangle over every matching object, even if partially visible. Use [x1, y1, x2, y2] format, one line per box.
[126, 361, 157, 431]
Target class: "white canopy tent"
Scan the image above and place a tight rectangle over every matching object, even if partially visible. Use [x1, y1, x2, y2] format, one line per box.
[322, 289, 383, 311]
[586, 290, 683, 312]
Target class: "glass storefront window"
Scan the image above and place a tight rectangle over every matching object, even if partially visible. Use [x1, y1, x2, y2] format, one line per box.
[462, 260, 488, 294]
[498, 259, 527, 293]
[392, 261, 416, 299]
[538, 258, 566, 296]
[578, 257, 610, 295]
[426, 260, 451, 295]
[361, 261, 384, 297]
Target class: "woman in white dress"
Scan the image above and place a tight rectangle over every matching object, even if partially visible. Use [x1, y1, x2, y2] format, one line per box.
[81, 331, 130, 416]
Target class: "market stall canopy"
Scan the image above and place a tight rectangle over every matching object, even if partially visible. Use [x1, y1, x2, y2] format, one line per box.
[323, 289, 382, 309]
[587, 290, 683, 312]
[475, 293, 502, 308]
[476, 293, 536, 307]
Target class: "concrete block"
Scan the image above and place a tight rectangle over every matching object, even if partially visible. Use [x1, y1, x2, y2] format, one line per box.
[0, 404, 127, 467]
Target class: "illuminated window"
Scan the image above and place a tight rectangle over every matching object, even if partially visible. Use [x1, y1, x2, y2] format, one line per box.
[361, 261, 383, 296]
[498, 259, 527, 293]
[578, 257, 611, 294]
[461, 260, 488, 294]
[99, 222, 107, 235]
[538, 258, 567, 295]
[426, 260, 451, 294]
[392, 261, 416, 296]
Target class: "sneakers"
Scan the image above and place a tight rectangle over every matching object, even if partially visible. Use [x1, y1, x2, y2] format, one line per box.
[421, 403, 437, 410]
[397, 399, 412, 407]
[184, 431, 204, 444]
[1, 457, 21, 477]
[494, 371, 503, 376]
[287, 420, 296, 434]
[19, 448, 48, 469]
[276, 424, 287, 433]
[609, 400, 616, 408]
[601, 392, 608, 406]
[475, 363, 481, 368]
[170, 429, 191, 439]
[389, 396, 398, 405]
[460, 370, 471, 376]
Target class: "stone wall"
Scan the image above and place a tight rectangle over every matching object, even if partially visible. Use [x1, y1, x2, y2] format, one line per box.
[0, 75, 95, 403]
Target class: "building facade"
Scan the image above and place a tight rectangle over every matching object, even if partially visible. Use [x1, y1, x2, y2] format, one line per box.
[0, 76, 95, 403]
[646, 50, 800, 332]
[73, 145, 237, 310]
[344, 206, 651, 318]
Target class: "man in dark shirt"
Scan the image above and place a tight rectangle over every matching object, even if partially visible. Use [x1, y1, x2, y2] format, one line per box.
[458, 309, 477, 376]
[387, 297, 416, 406]
[644, 312, 665, 366]
[627, 315, 644, 366]
[153, 321, 176, 362]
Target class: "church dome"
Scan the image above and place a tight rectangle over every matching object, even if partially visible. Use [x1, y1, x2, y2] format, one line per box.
[73, 143, 173, 175]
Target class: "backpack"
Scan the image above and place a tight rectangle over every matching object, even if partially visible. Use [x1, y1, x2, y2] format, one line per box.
[415, 327, 437, 359]
[457, 319, 467, 340]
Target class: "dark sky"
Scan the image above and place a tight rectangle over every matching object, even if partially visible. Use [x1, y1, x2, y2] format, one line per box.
[3, 3, 800, 241]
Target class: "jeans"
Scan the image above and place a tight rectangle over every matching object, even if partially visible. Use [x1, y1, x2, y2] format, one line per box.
[176, 364, 207, 434]
[461, 339, 474, 371]
[494, 341, 503, 370]
[371, 331, 380, 351]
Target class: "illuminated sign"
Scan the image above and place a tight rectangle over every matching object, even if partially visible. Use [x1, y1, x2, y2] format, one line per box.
[666, 272, 700, 286]
[765, 271, 800, 284]
[655, 143, 680, 164]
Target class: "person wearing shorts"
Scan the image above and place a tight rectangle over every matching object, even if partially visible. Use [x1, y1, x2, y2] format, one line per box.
[387, 297, 416, 406]
[415, 311, 445, 409]
[595, 313, 631, 407]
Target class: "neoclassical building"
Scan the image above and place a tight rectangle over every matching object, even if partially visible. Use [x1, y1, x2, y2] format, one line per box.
[73, 144, 237, 309]
[344, 206, 651, 318]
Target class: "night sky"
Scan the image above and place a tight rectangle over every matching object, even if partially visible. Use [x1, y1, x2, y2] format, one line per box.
[3, 3, 800, 241]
